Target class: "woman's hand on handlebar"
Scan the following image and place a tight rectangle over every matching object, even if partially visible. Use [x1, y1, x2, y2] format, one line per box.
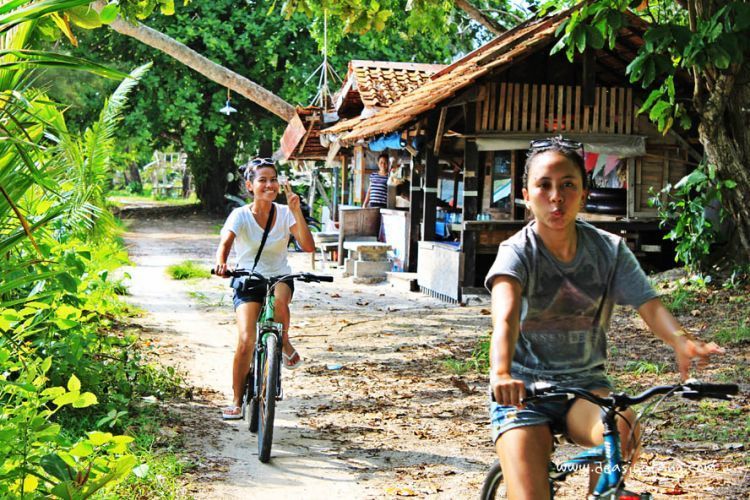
[491, 373, 526, 408]
[214, 263, 230, 278]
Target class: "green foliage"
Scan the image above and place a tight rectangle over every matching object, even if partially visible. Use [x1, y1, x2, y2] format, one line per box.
[650, 163, 736, 270]
[441, 334, 490, 374]
[713, 320, 750, 345]
[0, 7, 187, 497]
[547, 0, 750, 134]
[166, 260, 210, 280]
[624, 360, 669, 375]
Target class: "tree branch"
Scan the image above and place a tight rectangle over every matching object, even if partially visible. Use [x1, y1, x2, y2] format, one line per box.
[90, 1, 296, 123]
[455, 0, 505, 36]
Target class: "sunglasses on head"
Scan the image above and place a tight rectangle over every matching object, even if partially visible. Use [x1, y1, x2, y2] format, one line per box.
[529, 137, 584, 155]
[243, 157, 275, 179]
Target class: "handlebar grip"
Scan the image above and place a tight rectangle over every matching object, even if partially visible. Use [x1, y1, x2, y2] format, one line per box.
[683, 382, 739, 400]
[316, 275, 334, 282]
[210, 269, 216, 275]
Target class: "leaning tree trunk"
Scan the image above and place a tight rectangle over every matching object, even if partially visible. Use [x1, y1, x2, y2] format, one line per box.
[695, 65, 750, 264]
[90, 1, 296, 122]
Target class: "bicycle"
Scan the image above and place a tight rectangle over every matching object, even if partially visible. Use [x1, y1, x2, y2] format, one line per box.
[480, 380, 739, 499]
[214, 268, 333, 462]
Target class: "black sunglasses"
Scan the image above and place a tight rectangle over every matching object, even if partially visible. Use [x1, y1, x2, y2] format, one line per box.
[529, 137, 584, 155]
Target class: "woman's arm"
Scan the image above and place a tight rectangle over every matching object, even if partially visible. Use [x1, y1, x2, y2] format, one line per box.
[284, 181, 315, 253]
[490, 275, 526, 407]
[214, 230, 235, 277]
[637, 297, 724, 380]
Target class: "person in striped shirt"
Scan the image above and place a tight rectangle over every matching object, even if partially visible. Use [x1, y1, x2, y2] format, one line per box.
[364, 153, 390, 208]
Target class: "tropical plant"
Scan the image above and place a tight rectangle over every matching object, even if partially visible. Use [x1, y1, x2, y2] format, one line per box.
[650, 163, 736, 270]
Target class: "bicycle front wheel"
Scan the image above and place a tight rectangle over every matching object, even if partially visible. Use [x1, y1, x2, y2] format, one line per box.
[480, 460, 505, 499]
[244, 370, 259, 433]
[257, 333, 279, 463]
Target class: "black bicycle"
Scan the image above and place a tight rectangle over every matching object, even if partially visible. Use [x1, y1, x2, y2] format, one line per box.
[215, 269, 333, 462]
[481, 380, 739, 499]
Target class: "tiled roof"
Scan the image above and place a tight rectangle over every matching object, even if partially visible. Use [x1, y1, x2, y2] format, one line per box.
[334, 15, 564, 144]
[349, 60, 446, 108]
[332, 9, 654, 144]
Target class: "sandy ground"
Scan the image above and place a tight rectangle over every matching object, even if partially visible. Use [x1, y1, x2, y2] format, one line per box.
[119, 210, 748, 499]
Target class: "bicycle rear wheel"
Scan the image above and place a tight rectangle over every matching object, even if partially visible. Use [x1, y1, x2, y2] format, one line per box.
[480, 460, 505, 499]
[257, 333, 279, 463]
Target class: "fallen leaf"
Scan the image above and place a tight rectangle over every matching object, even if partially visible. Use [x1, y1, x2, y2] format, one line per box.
[450, 377, 474, 394]
[384, 486, 417, 497]
[356, 299, 369, 306]
[690, 309, 701, 317]
[480, 308, 491, 315]
[329, 293, 341, 298]
[665, 483, 686, 495]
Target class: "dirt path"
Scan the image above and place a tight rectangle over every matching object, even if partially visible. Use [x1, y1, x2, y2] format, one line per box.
[120, 210, 747, 499]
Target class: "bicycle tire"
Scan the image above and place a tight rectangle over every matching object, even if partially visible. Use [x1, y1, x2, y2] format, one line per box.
[244, 371, 259, 433]
[480, 461, 504, 499]
[258, 333, 279, 463]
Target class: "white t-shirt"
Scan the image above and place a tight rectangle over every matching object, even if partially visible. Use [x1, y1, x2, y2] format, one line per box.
[221, 203, 297, 276]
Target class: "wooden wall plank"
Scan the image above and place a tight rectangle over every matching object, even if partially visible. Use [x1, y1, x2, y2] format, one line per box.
[599, 88, 607, 131]
[512, 83, 521, 131]
[565, 85, 572, 132]
[617, 88, 625, 134]
[574, 86, 581, 131]
[497, 82, 508, 130]
[481, 83, 490, 131]
[521, 83, 529, 131]
[592, 88, 599, 132]
[548, 84, 555, 132]
[505, 83, 513, 131]
[530, 84, 538, 132]
[556, 85, 564, 132]
[540, 85, 547, 132]
[609, 88, 616, 133]
[488, 82, 497, 131]
[625, 88, 633, 134]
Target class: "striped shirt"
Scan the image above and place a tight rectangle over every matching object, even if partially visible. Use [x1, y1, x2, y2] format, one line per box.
[367, 173, 388, 208]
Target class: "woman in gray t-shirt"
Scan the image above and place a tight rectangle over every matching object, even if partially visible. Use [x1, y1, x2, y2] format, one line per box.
[485, 137, 724, 498]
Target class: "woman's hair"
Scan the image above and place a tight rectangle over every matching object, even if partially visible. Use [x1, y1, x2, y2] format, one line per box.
[242, 157, 277, 182]
[523, 138, 587, 190]
[378, 153, 389, 162]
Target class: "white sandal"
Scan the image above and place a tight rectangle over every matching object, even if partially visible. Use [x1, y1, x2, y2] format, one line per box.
[282, 349, 304, 370]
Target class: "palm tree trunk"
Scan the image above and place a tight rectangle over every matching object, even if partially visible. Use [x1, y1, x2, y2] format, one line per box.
[90, 1, 296, 122]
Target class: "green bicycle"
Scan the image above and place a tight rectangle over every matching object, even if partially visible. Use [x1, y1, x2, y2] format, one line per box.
[218, 268, 333, 462]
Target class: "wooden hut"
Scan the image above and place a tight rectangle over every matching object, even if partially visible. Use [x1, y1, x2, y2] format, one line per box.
[324, 8, 698, 302]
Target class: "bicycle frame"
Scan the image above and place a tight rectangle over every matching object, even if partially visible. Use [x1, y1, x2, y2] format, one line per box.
[483, 381, 738, 499]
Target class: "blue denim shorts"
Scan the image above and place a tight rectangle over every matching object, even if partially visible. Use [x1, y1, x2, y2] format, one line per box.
[232, 278, 294, 310]
[489, 375, 611, 443]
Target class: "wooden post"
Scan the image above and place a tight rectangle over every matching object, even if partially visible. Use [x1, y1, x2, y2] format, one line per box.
[462, 103, 479, 289]
[423, 147, 438, 242]
[406, 158, 422, 272]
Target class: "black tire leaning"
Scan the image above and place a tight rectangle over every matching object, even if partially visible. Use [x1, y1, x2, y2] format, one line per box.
[480, 461, 505, 500]
[258, 333, 279, 463]
[587, 187, 626, 203]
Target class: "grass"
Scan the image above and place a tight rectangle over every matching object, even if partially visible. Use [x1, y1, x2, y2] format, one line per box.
[187, 290, 226, 308]
[167, 261, 210, 280]
[624, 360, 670, 375]
[661, 400, 748, 445]
[441, 336, 490, 375]
[712, 320, 750, 345]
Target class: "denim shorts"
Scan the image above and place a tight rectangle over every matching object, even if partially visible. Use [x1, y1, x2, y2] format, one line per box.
[489, 375, 611, 443]
[232, 278, 294, 310]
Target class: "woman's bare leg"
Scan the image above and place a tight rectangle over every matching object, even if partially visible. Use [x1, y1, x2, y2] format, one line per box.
[232, 301, 262, 408]
[496, 425, 554, 500]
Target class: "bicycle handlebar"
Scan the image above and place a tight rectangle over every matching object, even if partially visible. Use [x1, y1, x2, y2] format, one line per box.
[210, 268, 334, 283]
[522, 379, 739, 409]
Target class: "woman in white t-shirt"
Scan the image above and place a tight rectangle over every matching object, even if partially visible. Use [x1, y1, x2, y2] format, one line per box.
[214, 158, 314, 419]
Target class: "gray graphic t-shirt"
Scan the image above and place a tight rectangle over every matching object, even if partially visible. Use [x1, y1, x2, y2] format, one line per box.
[484, 220, 657, 382]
